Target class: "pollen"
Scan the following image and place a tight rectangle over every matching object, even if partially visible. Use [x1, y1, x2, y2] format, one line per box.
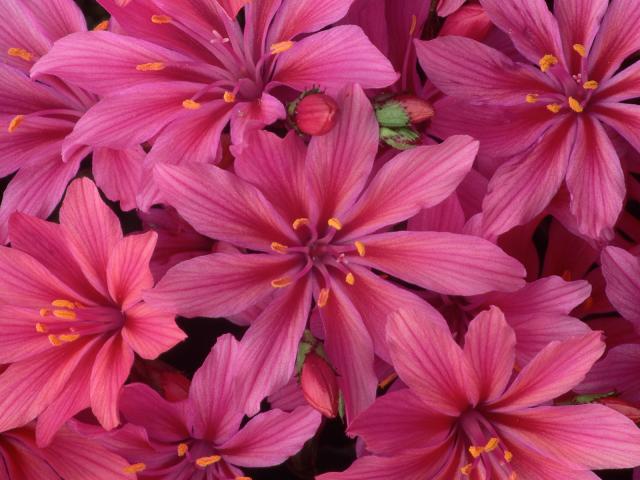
[484, 437, 499, 452]
[271, 242, 288, 254]
[58, 333, 80, 343]
[327, 217, 343, 230]
[546, 103, 561, 114]
[354, 241, 366, 256]
[525, 94, 539, 103]
[7, 47, 33, 62]
[345, 272, 355, 285]
[8, 115, 24, 133]
[271, 277, 292, 288]
[35, 322, 47, 333]
[48, 335, 62, 346]
[195, 455, 221, 467]
[39, 308, 50, 317]
[182, 99, 201, 110]
[93, 20, 109, 31]
[52, 299, 76, 309]
[223, 91, 236, 103]
[270, 41, 294, 55]
[504, 450, 514, 462]
[136, 62, 166, 71]
[538, 54, 558, 72]
[292, 218, 310, 230]
[53, 309, 77, 320]
[317, 288, 330, 308]
[468, 445, 484, 458]
[583, 80, 599, 90]
[572, 43, 587, 58]
[378, 372, 397, 389]
[151, 14, 172, 24]
[123, 463, 146, 473]
[568, 97, 583, 113]
[460, 464, 473, 476]
[177, 442, 188, 457]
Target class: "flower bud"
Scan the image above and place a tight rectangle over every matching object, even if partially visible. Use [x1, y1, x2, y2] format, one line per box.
[290, 93, 338, 136]
[300, 351, 339, 418]
[375, 95, 434, 127]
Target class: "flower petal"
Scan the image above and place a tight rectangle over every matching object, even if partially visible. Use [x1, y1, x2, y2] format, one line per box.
[22, 0, 87, 41]
[577, 344, 640, 403]
[0, 0, 51, 72]
[555, 0, 607, 72]
[601, 246, 640, 324]
[121, 302, 185, 359]
[92, 147, 145, 212]
[592, 102, 640, 154]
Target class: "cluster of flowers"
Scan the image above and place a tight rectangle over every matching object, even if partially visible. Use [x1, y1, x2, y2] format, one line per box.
[1, 0, 640, 478]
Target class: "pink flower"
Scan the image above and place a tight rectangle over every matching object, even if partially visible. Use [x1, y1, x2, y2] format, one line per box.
[32, 0, 398, 208]
[0, 178, 185, 446]
[416, 0, 640, 241]
[144, 84, 525, 421]
[0, 423, 134, 480]
[100, 334, 321, 479]
[0, 0, 144, 242]
[319, 306, 640, 479]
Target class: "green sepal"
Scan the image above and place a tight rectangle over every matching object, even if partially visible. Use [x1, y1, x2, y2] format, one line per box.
[375, 101, 410, 127]
[338, 390, 346, 422]
[379, 126, 420, 150]
[295, 340, 313, 377]
[572, 391, 617, 404]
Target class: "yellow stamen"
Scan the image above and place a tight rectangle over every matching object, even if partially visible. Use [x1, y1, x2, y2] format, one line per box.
[409, 14, 417, 35]
[235, 477, 252, 480]
[327, 217, 342, 230]
[52, 299, 76, 309]
[354, 241, 365, 257]
[484, 437, 499, 452]
[223, 91, 236, 103]
[182, 99, 201, 110]
[345, 272, 355, 285]
[525, 94, 539, 104]
[504, 450, 514, 462]
[39, 308, 50, 317]
[538, 54, 558, 72]
[271, 242, 289, 254]
[35, 322, 47, 333]
[58, 333, 80, 343]
[583, 80, 599, 90]
[93, 20, 109, 31]
[546, 103, 561, 114]
[292, 218, 310, 230]
[151, 14, 172, 24]
[270, 41, 294, 55]
[573, 43, 586, 58]
[8, 115, 24, 133]
[378, 372, 398, 389]
[468, 445, 484, 458]
[271, 277, 292, 288]
[460, 463, 473, 476]
[195, 455, 222, 467]
[48, 335, 62, 346]
[53, 309, 77, 320]
[123, 463, 146, 473]
[568, 96, 583, 113]
[177, 443, 188, 457]
[7, 48, 33, 62]
[317, 288, 330, 308]
[136, 62, 166, 71]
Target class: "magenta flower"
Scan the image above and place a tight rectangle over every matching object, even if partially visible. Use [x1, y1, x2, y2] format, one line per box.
[319, 306, 640, 479]
[0, 423, 134, 480]
[144, 84, 525, 421]
[101, 334, 321, 479]
[32, 0, 398, 208]
[0, 0, 145, 242]
[416, 0, 640, 241]
[0, 178, 185, 446]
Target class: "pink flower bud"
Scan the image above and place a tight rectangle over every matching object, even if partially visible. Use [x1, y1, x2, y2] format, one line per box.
[393, 95, 435, 124]
[292, 93, 338, 136]
[300, 352, 339, 418]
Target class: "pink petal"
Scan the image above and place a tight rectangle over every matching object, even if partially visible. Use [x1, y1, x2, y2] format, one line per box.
[354, 231, 526, 295]
[386, 309, 477, 416]
[578, 344, 640, 403]
[189, 334, 244, 443]
[480, 117, 576, 238]
[596, 62, 640, 103]
[592, 103, 640, 154]
[464, 306, 517, 402]
[144, 252, 299, 318]
[601, 246, 640, 324]
[438, 0, 466, 16]
[408, 193, 466, 234]
[0, 64, 70, 114]
[271, 25, 398, 94]
[90, 333, 135, 430]
[415, 36, 556, 106]
[243, 0, 281, 62]
[92, 146, 145, 211]
[566, 115, 624, 241]
[121, 302, 185, 359]
[493, 331, 604, 410]
[153, 163, 297, 251]
[219, 0, 250, 18]
[0, 307, 52, 363]
[59, 177, 123, 297]
[0, 0, 51, 72]
[2, 434, 62, 480]
[219, 406, 321, 467]
[237, 277, 312, 415]
[229, 92, 286, 148]
[21, 0, 86, 41]
[304, 84, 378, 221]
[339, 136, 478, 240]
[319, 276, 378, 422]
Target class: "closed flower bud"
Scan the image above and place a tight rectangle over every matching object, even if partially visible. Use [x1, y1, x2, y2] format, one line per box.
[375, 95, 434, 127]
[290, 93, 338, 136]
[300, 351, 339, 418]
